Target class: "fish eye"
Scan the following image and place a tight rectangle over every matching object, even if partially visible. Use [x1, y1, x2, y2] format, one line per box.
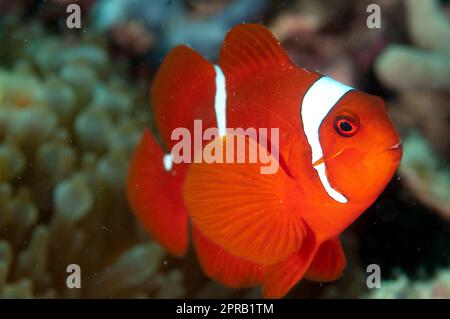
[334, 115, 359, 137]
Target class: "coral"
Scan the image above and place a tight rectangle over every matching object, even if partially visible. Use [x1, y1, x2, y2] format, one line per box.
[399, 133, 450, 221]
[375, 0, 450, 90]
[0, 17, 187, 298]
[374, 0, 450, 220]
[364, 269, 450, 299]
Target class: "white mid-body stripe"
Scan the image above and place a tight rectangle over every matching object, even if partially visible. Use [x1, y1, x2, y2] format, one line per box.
[163, 65, 227, 171]
[301, 76, 353, 203]
[213, 65, 227, 137]
[163, 153, 173, 172]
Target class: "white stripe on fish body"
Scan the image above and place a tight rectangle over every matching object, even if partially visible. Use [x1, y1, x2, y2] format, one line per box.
[301, 76, 353, 204]
[315, 162, 348, 204]
[163, 153, 173, 172]
[213, 65, 227, 137]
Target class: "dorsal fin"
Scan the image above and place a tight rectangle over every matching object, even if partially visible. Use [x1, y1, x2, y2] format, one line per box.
[218, 24, 293, 76]
[152, 45, 216, 150]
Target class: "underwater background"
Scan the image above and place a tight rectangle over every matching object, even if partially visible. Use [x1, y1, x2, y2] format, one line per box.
[0, 0, 449, 298]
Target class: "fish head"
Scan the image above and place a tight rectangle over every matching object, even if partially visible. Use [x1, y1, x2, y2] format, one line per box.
[318, 90, 402, 205]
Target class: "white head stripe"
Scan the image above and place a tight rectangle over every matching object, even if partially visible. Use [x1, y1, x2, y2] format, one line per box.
[163, 153, 173, 172]
[213, 65, 227, 137]
[301, 76, 353, 203]
[315, 162, 348, 203]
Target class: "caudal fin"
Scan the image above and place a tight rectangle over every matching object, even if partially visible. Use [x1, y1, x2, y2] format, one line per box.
[127, 129, 189, 257]
[128, 45, 217, 256]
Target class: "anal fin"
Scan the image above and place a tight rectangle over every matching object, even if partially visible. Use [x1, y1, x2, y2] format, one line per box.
[193, 226, 264, 288]
[305, 237, 346, 282]
[262, 235, 318, 299]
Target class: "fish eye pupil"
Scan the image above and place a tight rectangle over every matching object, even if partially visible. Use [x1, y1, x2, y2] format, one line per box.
[334, 115, 359, 137]
[340, 121, 352, 132]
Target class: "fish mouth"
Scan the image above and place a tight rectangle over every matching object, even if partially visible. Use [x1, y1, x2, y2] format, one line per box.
[316, 141, 403, 167]
[384, 141, 403, 161]
[386, 142, 402, 151]
[364, 141, 402, 165]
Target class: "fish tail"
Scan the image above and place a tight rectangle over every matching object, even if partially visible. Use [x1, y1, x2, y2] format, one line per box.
[127, 46, 215, 256]
[127, 129, 189, 257]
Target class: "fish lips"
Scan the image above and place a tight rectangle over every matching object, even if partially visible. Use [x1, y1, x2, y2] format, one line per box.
[363, 141, 403, 167]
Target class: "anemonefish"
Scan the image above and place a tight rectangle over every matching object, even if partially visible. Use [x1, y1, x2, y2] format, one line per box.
[127, 24, 402, 298]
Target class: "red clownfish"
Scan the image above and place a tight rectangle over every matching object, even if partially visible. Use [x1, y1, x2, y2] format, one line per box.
[127, 24, 402, 298]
